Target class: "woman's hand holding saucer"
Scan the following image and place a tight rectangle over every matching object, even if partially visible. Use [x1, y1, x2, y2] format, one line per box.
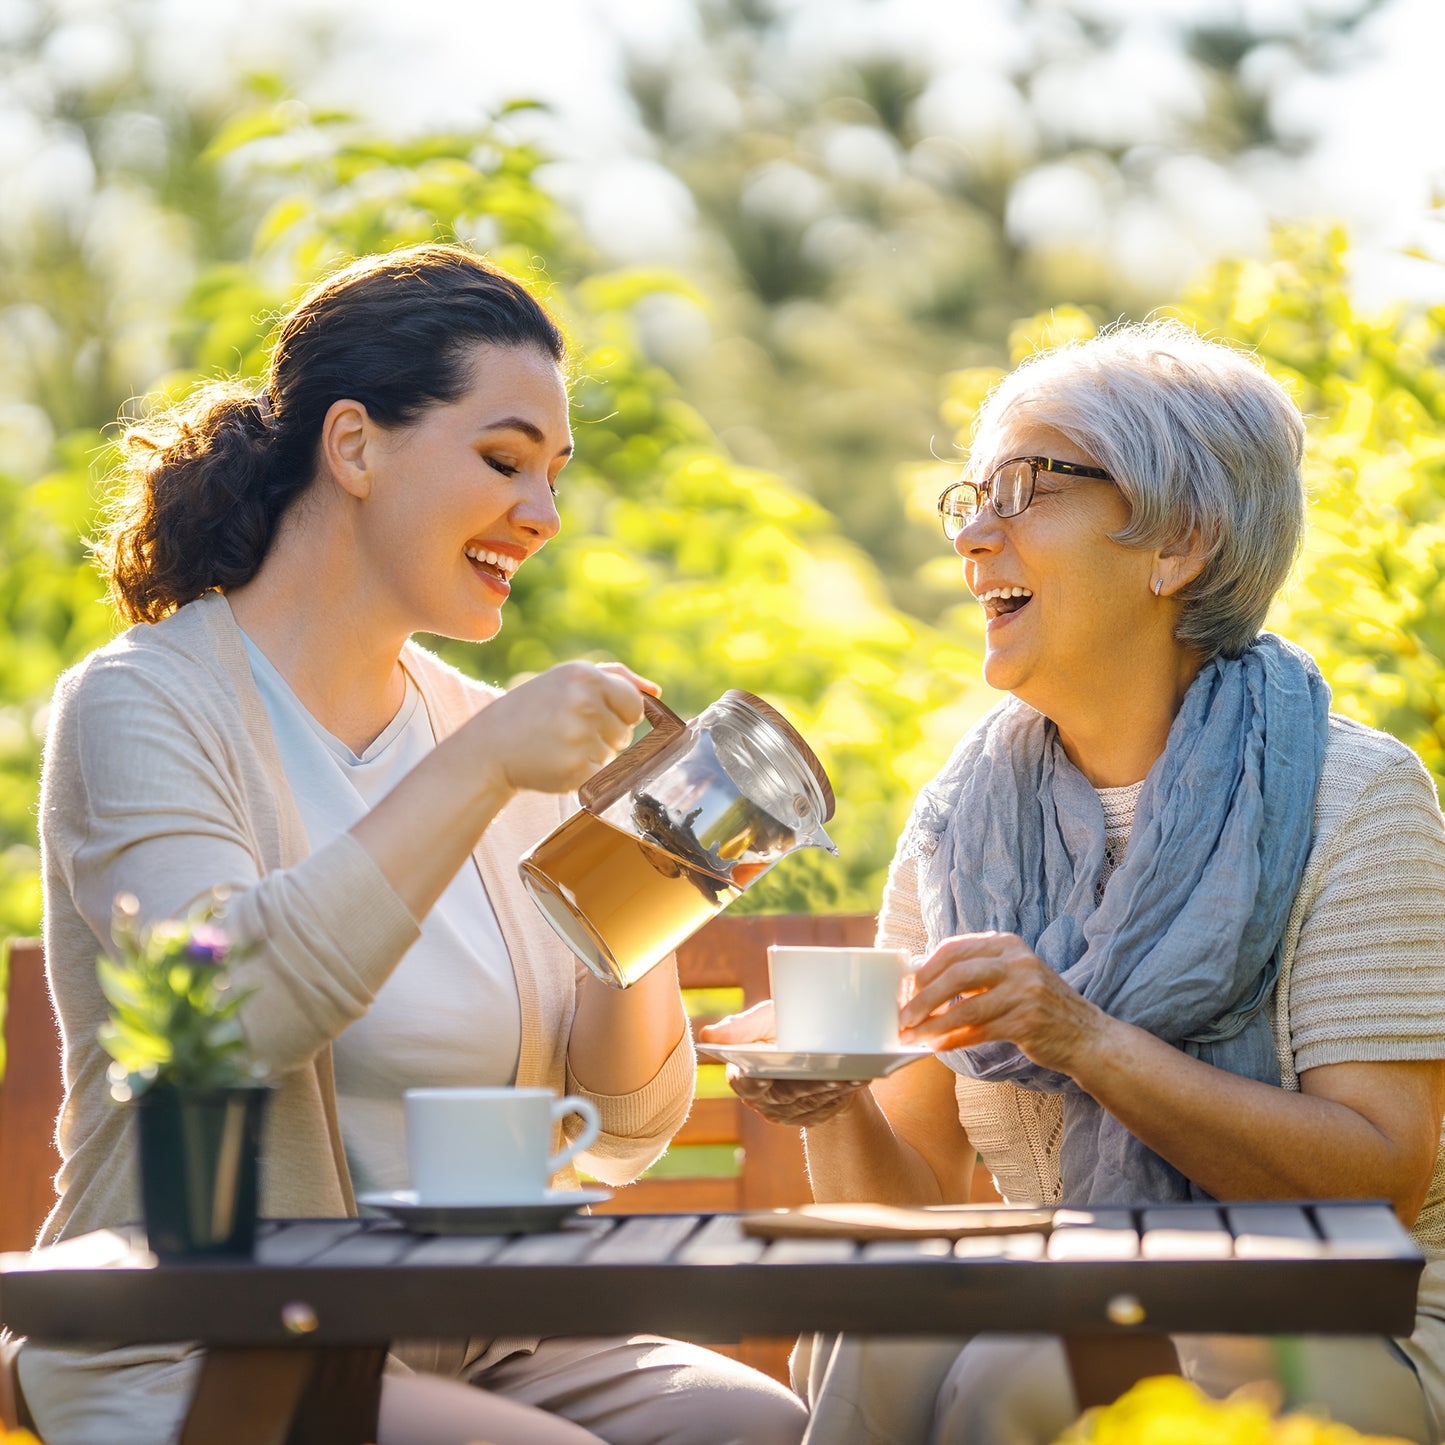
[899, 931, 1109, 1077]
[699, 1002, 870, 1127]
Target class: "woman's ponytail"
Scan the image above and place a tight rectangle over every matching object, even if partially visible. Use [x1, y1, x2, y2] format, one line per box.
[99, 381, 305, 624]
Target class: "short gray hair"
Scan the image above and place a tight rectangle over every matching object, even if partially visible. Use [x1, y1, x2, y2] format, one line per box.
[969, 318, 1306, 660]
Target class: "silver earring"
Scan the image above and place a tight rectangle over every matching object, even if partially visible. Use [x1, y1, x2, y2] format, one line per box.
[1152, 577, 1163, 597]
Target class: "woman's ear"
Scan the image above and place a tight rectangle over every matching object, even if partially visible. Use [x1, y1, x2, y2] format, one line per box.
[319, 398, 373, 500]
[1153, 527, 1212, 599]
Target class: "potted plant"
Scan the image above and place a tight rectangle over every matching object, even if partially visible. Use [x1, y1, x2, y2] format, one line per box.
[1053, 1374, 1415, 1444]
[98, 890, 270, 1259]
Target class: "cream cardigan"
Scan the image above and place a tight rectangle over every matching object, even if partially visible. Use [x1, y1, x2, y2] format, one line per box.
[37, 590, 695, 1246]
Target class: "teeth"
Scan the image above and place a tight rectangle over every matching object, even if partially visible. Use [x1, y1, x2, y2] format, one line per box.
[465, 547, 519, 576]
[977, 586, 1033, 603]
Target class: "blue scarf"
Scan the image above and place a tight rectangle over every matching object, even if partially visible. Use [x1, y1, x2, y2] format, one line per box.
[912, 633, 1331, 1203]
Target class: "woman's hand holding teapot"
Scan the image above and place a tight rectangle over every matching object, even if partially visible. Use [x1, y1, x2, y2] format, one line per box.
[479, 661, 658, 795]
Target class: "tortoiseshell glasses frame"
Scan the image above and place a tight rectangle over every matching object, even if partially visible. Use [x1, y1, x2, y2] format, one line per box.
[937, 456, 1114, 539]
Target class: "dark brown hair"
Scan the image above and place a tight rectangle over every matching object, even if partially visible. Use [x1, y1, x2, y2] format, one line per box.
[99, 244, 566, 623]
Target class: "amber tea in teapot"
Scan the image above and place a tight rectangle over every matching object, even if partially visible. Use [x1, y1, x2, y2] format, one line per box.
[521, 812, 746, 989]
[519, 691, 836, 988]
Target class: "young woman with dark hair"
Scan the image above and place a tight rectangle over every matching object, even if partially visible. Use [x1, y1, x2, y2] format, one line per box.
[23, 244, 806, 1445]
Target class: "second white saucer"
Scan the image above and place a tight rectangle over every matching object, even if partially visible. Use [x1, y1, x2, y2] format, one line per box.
[357, 1187, 611, 1235]
[697, 1043, 932, 1081]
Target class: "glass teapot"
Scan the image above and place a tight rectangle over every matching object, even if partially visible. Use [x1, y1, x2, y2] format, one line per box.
[519, 690, 837, 988]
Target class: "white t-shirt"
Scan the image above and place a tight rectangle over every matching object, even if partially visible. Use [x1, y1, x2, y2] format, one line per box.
[241, 635, 522, 1196]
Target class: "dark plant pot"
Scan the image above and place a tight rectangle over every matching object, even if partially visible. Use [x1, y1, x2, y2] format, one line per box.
[135, 1083, 271, 1259]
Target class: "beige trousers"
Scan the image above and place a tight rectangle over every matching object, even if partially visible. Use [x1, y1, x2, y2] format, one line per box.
[20, 1335, 807, 1445]
[419, 1334, 806, 1445]
[795, 1332, 1432, 1445]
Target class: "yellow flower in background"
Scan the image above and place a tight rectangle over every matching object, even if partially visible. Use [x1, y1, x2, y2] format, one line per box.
[1053, 1376, 1415, 1445]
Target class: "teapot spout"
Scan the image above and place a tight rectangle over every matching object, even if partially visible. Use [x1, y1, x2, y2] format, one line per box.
[803, 824, 839, 857]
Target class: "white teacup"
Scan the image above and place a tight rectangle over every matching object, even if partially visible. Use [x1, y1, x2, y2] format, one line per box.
[404, 1086, 601, 1205]
[767, 945, 909, 1053]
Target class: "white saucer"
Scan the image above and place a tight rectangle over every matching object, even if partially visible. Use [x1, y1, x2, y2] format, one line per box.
[696, 1043, 932, 1081]
[357, 1187, 611, 1235]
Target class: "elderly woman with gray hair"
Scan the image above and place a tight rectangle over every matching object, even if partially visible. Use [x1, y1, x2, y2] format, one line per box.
[705, 319, 1445, 1443]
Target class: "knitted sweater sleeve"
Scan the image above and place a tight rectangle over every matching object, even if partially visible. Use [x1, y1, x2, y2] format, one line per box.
[564, 1030, 696, 1183]
[876, 833, 930, 958]
[1284, 740, 1445, 1076]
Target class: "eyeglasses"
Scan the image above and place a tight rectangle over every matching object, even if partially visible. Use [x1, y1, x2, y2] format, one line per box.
[937, 456, 1114, 539]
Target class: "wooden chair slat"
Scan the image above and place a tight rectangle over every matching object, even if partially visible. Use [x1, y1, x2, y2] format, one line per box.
[672, 1097, 742, 1148]
[594, 1176, 740, 1214]
[597, 913, 881, 1227]
[0, 939, 62, 1254]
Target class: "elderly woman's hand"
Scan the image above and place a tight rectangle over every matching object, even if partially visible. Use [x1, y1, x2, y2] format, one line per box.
[899, 931, 1109, 1076]
[699, 1001, 871, 1128]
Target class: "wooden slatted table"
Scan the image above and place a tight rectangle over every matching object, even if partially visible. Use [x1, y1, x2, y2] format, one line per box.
[0, 1202, 1424, 1445]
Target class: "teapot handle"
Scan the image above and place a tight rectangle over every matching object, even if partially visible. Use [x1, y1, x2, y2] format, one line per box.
[640, 693, 686, 736]
[577, 693, 688, 814]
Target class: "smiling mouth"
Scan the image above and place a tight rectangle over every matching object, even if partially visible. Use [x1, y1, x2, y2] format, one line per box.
[465, 546, 519, 585]
[977, 585, 1033, 620]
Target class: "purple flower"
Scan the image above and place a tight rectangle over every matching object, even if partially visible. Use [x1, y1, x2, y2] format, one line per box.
[184, 924, 231, 964]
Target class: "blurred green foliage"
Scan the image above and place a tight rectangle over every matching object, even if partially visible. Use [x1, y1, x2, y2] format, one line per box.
[619, 0, 1389, 619]
[1187, 228, 1445, 790]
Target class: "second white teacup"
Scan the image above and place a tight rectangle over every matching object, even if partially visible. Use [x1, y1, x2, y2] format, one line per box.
[404, 1086, 601, 1205]
[768, 945, 908, 1053]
